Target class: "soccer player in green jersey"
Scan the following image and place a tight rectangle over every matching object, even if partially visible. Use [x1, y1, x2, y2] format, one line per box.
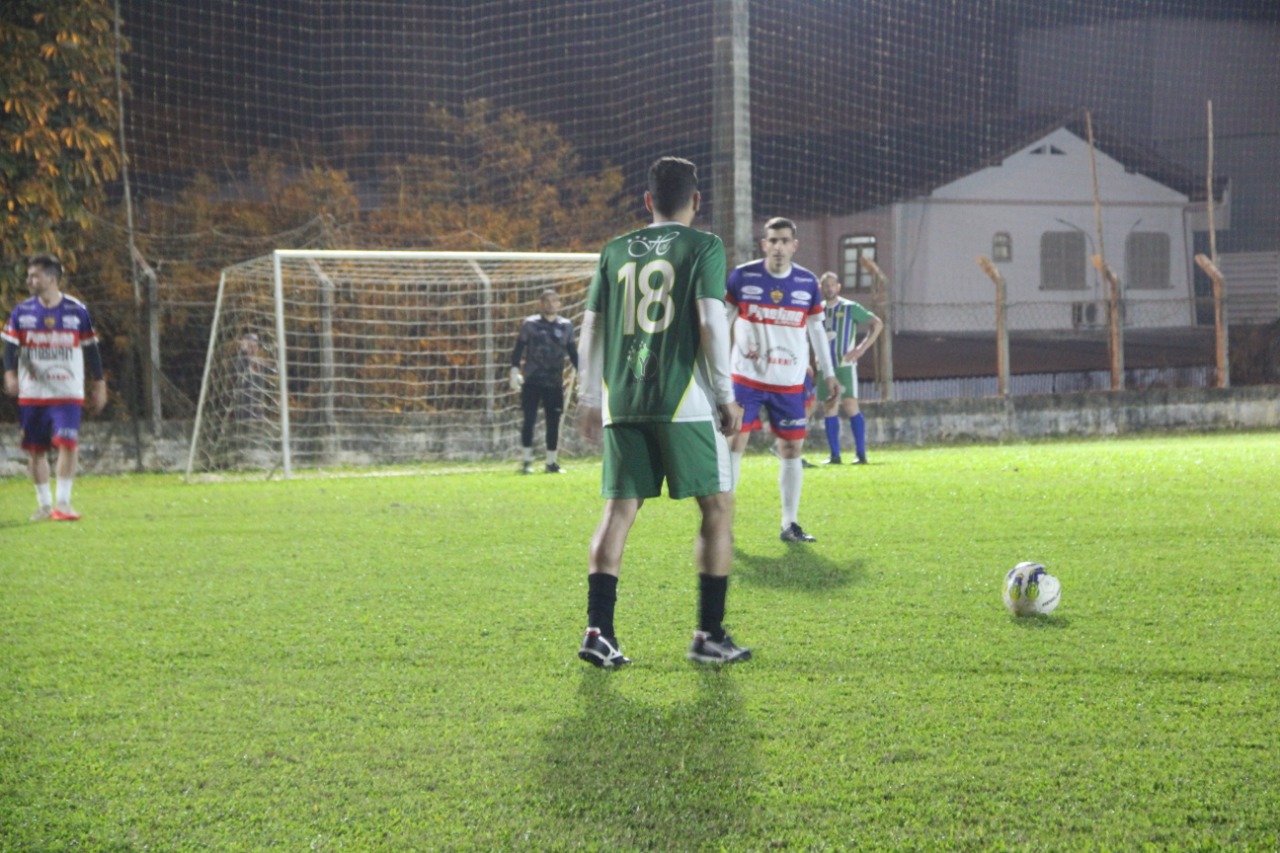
[817, 272, 883, 464]
[575, 156, 749, 667]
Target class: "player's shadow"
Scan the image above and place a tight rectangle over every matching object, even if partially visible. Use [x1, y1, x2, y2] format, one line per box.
[732, 546, 863, 593]
[535, 669, 758, 849]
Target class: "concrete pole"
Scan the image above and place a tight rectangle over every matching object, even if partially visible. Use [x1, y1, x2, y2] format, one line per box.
[712, 0, 754, 266]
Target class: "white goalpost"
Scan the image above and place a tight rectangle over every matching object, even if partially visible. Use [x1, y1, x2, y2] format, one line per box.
[185, 250, 598, 480]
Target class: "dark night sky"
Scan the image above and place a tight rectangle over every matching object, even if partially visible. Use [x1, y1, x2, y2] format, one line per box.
[117, 0, 1278, 224]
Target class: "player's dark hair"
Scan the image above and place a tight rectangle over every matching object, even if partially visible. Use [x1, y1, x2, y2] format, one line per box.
[648, 157, 699, 217]
[27, 254, 63, 281]
[764, 216, 797, 236]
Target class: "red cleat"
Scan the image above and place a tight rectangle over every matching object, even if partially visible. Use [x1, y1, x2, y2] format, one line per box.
[50, 505, 81, 521]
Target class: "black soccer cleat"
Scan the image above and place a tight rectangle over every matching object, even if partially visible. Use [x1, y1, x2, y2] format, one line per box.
[687, 631, 752, 665]
[780, 522, 817, 543]
[545, 462, 566, 474]
[800, 457, 817, 469]
[578, 629, 631, 669]
[820, 456, 843, 465]
[851, 455, 868, 465]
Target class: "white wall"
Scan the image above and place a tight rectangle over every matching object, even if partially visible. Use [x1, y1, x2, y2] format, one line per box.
[894, 128, 1197, 332]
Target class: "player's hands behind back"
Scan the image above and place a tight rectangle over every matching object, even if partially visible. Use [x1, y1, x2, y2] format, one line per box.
[717, 401, 744, 438]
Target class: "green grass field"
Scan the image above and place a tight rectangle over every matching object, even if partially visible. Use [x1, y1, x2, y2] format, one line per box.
[2, 433, 1278, 851]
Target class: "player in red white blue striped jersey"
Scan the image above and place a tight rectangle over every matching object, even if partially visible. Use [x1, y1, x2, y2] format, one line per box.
[3, 255, 107, 521]
[725, 217, 839, 543]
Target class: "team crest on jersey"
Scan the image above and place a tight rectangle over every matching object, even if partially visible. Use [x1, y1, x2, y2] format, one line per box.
[770, 288, 784, 304]
[44, 316, 56, 329]
[626, 338, 656, 380]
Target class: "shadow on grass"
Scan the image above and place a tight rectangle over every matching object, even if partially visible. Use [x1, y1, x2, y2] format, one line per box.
[536, 668, 758, 849]
[732, 546, 864, 593]
[1010, 614, 1072, 630]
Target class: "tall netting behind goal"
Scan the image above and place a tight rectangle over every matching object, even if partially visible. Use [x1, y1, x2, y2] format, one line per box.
[7, 1, 1272, 436]
[185, 251, 597, 479]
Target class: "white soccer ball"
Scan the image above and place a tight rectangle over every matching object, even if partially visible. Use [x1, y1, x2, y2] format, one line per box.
[1003, 562, 1061, 616]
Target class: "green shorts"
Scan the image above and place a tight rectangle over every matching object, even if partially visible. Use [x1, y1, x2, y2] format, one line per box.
[602, 421, 732, 500]
[823, 364, 859, 401]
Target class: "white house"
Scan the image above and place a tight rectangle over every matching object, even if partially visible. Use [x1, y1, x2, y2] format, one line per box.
[778, 113, 1228, 335]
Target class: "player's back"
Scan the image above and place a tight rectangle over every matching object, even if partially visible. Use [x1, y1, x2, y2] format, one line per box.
[588, 223, 726, 424]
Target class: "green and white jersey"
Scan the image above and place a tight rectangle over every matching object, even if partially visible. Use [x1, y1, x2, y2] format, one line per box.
[824, 296, 875, 367]
[586, 222, 727, 425]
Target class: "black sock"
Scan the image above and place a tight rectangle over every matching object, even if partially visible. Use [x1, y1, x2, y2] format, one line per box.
[698, 574, 729, 641]
[587, 573, 618, 639]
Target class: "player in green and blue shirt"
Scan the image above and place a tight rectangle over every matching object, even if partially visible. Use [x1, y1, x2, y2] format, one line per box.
[818, 271, 883, 464]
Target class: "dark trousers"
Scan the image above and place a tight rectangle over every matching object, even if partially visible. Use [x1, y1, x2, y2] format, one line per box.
[520, 381, 564, 450]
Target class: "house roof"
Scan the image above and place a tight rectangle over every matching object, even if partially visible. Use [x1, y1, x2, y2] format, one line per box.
[753, 107, 1227, 216]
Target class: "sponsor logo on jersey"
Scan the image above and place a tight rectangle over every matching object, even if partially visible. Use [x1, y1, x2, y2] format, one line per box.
[62, 315, 81, 330]
[19, 315, 37, 329]
[765, 345, 800, 368]
[627, 232, 679, 257]
[745, 303, 805, 326]
[792, 291, 812, 304]
[740, 285, 764, 298]
[26, 330, 77, 348]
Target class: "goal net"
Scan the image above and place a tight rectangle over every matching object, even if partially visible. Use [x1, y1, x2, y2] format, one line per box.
[185, 250, 597, 479]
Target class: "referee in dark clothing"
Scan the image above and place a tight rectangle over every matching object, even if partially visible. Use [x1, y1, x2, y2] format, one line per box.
[510, 289, 578, 473]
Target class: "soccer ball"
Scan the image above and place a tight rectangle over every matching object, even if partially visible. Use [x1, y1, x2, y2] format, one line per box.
[1003, 562, 1061, 616]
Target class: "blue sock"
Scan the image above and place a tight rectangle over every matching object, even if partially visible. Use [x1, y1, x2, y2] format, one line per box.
[851, 413, 866, 458]
[824, 416, 842, 460]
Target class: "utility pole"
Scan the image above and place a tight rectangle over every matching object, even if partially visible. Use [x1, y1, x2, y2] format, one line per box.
[712, 0, 753, 266]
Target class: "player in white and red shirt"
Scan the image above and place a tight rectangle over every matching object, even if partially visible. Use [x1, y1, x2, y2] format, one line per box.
[3, 255, 107, 521]
[725, 218, 839, 543]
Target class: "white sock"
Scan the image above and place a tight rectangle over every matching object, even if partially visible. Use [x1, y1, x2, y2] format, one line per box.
[779, 457, 802, 528]
[56, 478, 73, 507]
[35, 482, 52, 509]
[546, 449, 558, 465]
[730, 451, 743, 492]
[522, 447, 534, 463]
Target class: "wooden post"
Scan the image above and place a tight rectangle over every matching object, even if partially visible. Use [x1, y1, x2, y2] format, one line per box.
[1195, 254, 1229, 388]
[1085, 114, 1124, 390]
[977, 257, 1009, 397]
[1203, 101, 1228, 388]
[859, 256, 893, 401]
[1091, 256, 1125, 390]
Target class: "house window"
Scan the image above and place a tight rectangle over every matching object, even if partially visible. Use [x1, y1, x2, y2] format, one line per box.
[993, 232, 1012, 262]
[841, 235, 877, 292]
[1040, 231, 1087, 291]
[1125, 232, 1171, 289]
